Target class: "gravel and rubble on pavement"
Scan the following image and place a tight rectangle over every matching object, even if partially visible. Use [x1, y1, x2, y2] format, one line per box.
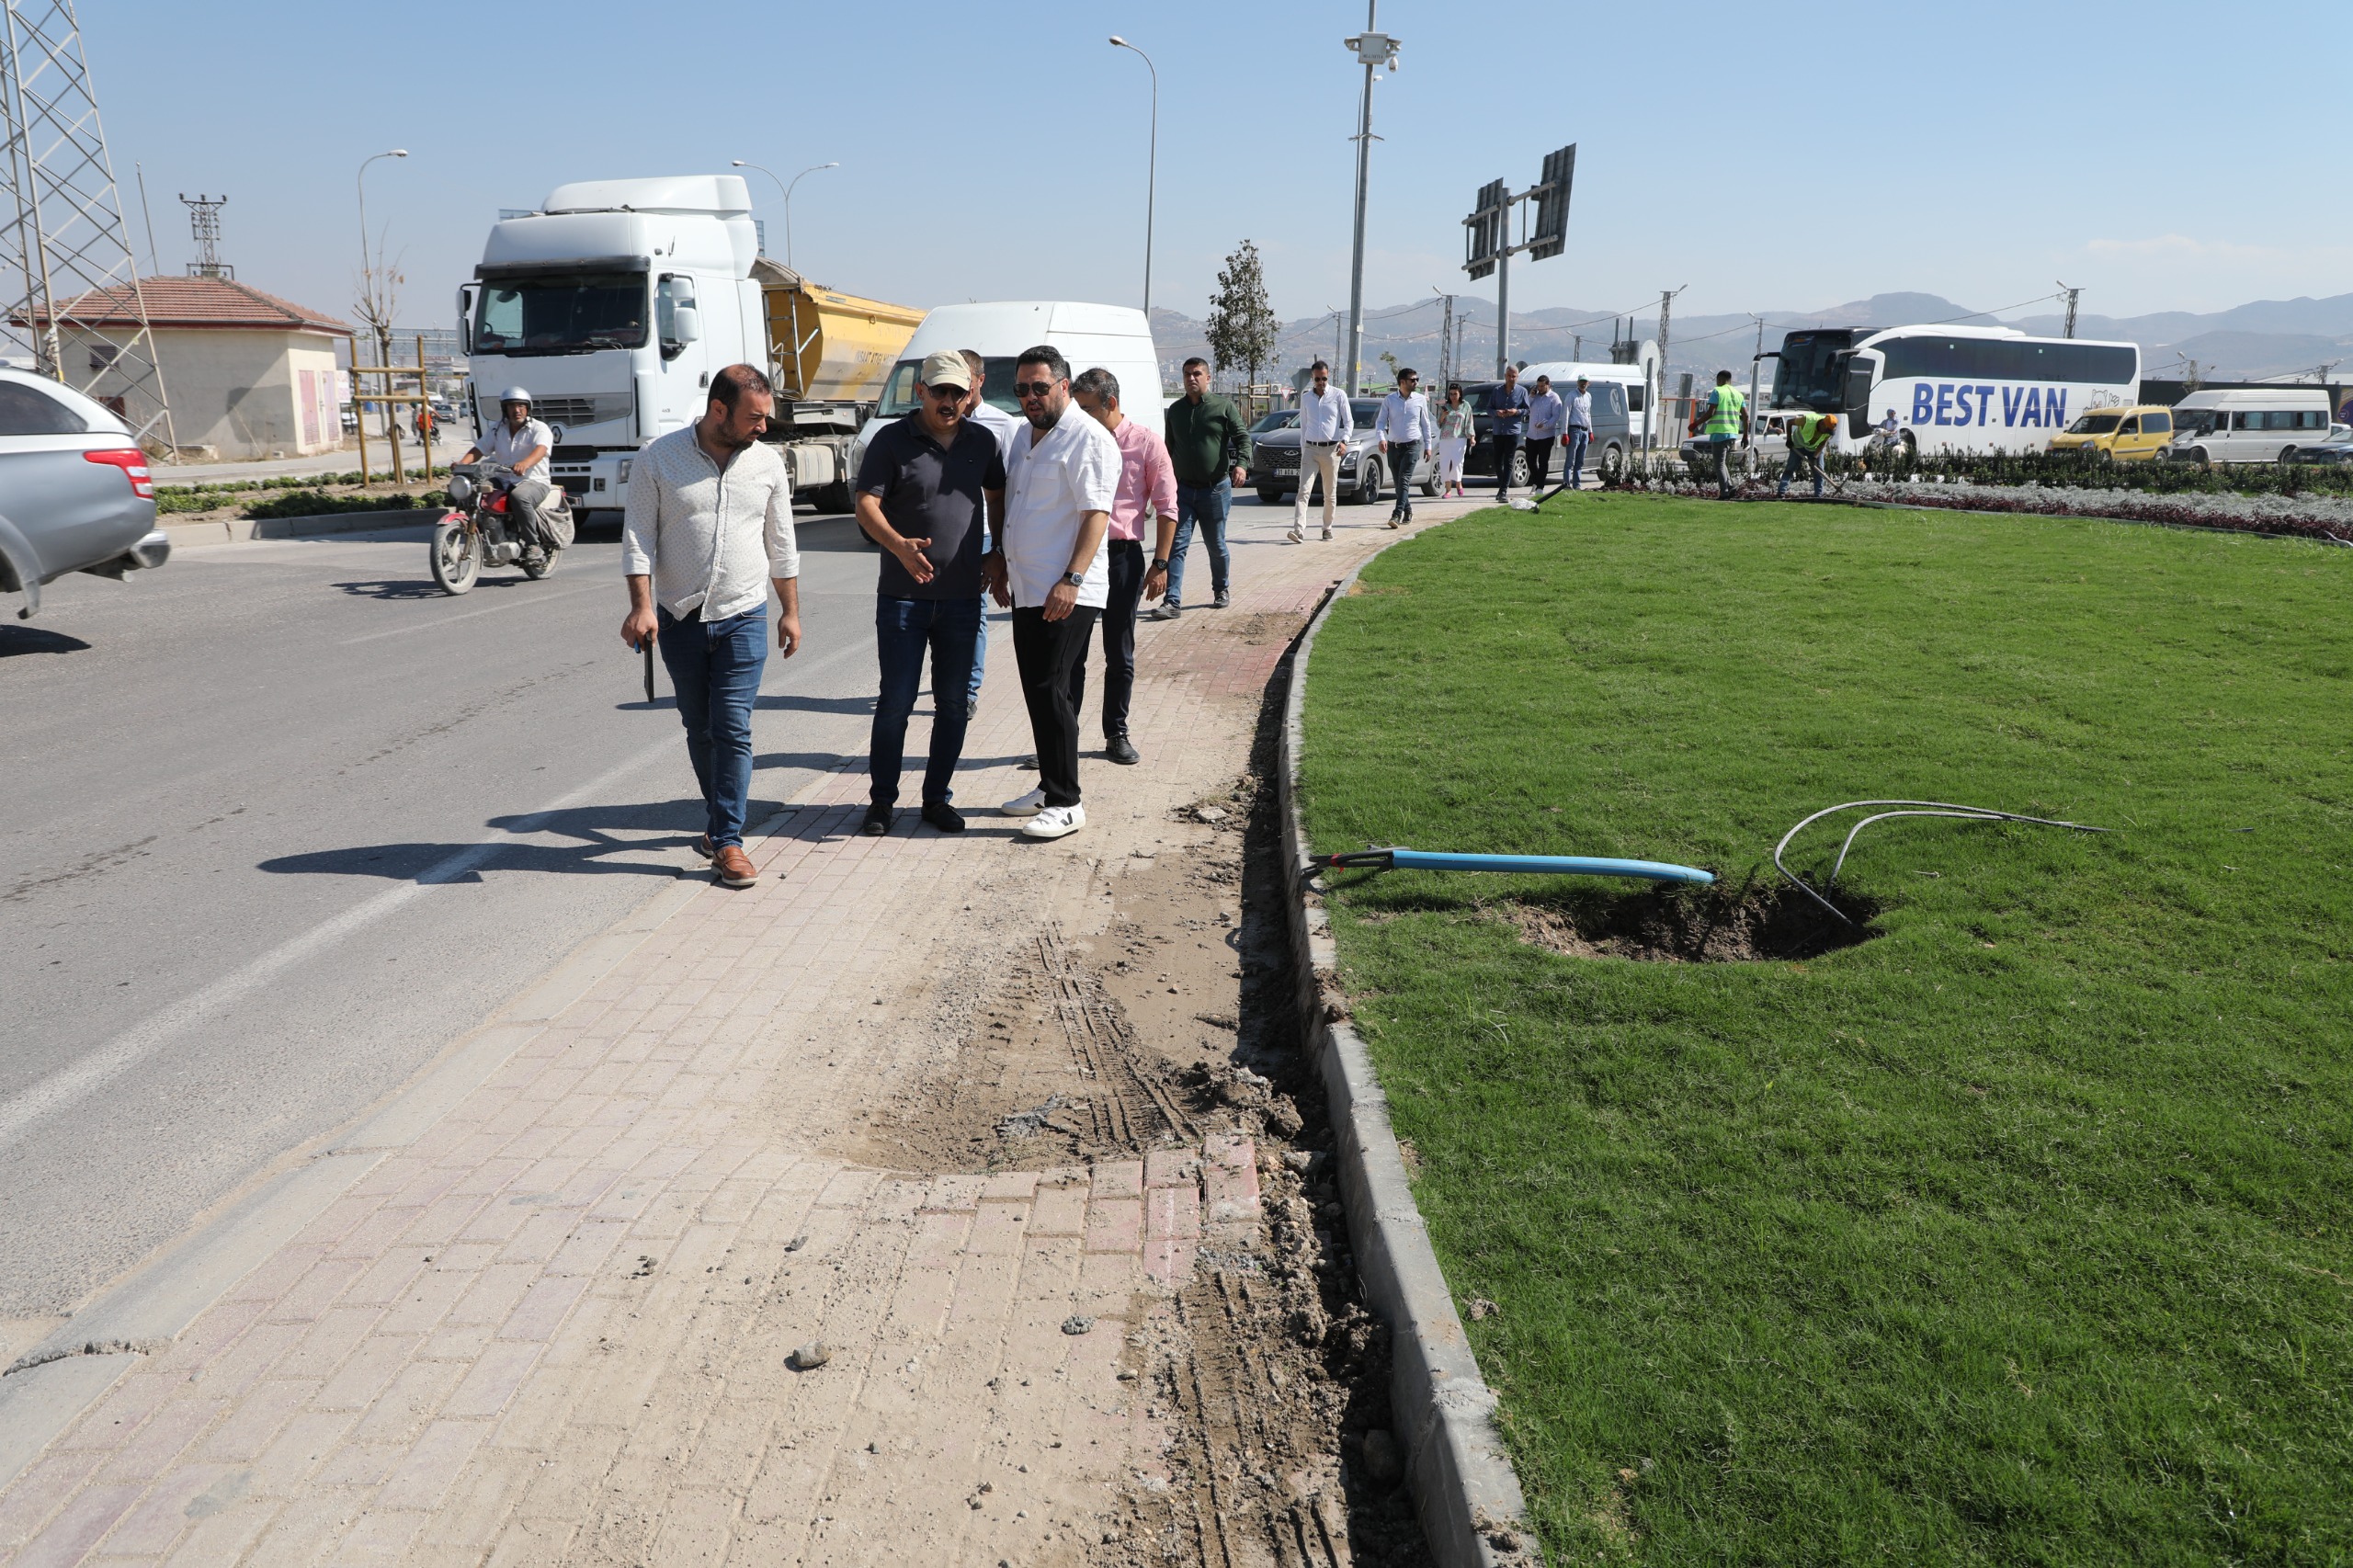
[0, 494, 1491, 1567]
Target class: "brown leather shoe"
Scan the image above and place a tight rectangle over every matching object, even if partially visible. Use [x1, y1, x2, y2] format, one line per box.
[712, 844, 756, 888]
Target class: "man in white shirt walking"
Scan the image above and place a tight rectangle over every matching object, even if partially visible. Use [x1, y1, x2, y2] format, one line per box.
[1524, 374, 1565, 494]
[1290, 361, 1351, 543]
[1372, 367, 1437, 528]
[620, 365, 802, 889]
[986, 345, 1120, 841]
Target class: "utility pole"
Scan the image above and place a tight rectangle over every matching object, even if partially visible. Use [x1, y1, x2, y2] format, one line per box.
[1430, 288, 1454, 391]
[178, 193, 228, 278]
[1340, 11, 1400, 394]
[2057, 280, 2080, 339]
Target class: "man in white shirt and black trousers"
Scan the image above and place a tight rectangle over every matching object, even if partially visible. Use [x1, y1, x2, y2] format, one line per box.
[620, 365, 801, 890]
[987, 345, 1120, 842]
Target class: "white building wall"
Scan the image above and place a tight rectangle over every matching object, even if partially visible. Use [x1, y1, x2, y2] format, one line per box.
[71, 326, 348, 460]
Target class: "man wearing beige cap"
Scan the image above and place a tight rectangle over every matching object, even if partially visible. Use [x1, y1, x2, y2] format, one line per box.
[853, 349, 1006, 835]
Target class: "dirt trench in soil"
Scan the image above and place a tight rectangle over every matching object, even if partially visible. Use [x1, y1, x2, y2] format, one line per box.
[828, 658, 1435, 1568]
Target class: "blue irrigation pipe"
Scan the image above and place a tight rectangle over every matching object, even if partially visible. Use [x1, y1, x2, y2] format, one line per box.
[1325, 846, 1715, 886]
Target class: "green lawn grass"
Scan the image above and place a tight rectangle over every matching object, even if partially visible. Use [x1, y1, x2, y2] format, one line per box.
[1300, 496, 2353, 1564]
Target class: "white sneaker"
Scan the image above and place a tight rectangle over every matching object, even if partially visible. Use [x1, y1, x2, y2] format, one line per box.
[999, 787, 1046, 817]
[1021, 803, 1086, 839]
[1285, 526, 1305, 543]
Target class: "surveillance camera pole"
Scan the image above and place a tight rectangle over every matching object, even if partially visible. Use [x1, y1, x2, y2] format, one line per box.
[1340, 8, 1400, 394]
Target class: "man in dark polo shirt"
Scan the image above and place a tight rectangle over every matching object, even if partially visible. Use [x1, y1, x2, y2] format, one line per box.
[854, 350, 1006, 835]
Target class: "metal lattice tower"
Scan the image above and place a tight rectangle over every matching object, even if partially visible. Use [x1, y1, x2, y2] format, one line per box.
[1, 0, 175, 449]
[178, 191, 228, 278]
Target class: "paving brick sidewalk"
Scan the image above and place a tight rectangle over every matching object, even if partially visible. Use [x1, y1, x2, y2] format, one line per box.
[0, 495, 1485, 1567]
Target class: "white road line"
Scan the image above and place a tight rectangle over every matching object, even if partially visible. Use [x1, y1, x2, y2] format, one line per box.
[0, 630, 882, 1153]
[0, 734, 676, 1153]
[340, 583, 608, 645]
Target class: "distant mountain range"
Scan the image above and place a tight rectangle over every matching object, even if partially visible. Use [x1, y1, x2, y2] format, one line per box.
[1149, 291, 2353, 387]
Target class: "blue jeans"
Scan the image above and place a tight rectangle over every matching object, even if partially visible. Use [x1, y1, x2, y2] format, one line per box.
[965, 530, 992, 714]
[1563, 427, 1591, 488]
[657, 603, 767, 848]
[1386, 441, 1421, 518]
[1168, 480, 1232, 608]
[871, 595, 981, 809]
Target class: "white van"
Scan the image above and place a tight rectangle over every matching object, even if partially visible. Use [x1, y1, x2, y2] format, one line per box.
[852, 301, 1162, 479]
[2167, 387, 2335, 466]
[1516, 358, 1655, 448]
[1511, 359, 1646, 477]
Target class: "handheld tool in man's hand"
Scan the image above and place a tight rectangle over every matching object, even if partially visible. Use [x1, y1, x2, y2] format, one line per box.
[641, 636, 655, 702]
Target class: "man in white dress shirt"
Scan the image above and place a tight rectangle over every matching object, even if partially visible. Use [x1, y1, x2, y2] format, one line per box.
[1290, 360, 1352, 543]
[620, 365, 801, 889]
[985, 345, 1120, 841]
[1372, 367, 1438, 528]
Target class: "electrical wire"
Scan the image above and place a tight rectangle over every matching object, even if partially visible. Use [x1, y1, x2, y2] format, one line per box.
[1772, 800, 2108, 923]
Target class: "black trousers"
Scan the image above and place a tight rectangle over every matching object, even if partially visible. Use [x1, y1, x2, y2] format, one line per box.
[1011, 604, 1101, 809]
[1072, 540, 1144, 741]
[1526, 437, 1556, 490]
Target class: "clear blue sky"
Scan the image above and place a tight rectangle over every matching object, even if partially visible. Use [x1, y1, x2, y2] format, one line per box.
[85, 0, 2351, 332]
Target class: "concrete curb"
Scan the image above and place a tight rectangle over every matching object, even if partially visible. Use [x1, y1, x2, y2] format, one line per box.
[1277, 540, 1543, 1568]
[160, 507, 440, 549]
[0, 851, 713, 1493]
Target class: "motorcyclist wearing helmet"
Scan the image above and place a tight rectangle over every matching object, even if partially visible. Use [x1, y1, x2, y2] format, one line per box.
[460, 388, 556, 558]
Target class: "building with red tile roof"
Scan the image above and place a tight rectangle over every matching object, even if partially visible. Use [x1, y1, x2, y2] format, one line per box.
[21, 276, 354, 460]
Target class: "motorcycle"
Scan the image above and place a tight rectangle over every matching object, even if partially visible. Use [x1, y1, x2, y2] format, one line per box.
[429, 461, 574, 596]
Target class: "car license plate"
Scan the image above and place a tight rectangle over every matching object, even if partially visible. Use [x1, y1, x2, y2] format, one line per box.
[1274, 461, 1297, 474]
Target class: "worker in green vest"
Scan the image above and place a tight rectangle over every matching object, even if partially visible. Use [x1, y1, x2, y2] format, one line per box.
[1778, 411, 1838, 498]
[1699, 369, 1745, 497]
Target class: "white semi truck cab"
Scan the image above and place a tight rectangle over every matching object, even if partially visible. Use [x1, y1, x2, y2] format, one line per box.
[460, 175, 765, 517]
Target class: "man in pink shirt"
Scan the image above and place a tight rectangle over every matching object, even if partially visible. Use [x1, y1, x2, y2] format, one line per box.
[1071, 367, 1176, 766]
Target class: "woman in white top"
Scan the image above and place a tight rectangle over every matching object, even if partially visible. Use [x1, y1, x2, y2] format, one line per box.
[1436, 384, 1475, 498]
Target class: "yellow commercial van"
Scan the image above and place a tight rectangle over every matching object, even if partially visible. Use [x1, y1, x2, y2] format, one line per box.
[2047, 403, 2174, 463]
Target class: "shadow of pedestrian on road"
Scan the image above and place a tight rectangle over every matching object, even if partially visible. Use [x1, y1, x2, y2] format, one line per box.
[256, 799, 720, 882]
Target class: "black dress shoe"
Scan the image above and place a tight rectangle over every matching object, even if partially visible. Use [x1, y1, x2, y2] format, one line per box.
[921, 801, 967, 833]
[1106, 734, 1141, 766]
[860, 804, 892, 835]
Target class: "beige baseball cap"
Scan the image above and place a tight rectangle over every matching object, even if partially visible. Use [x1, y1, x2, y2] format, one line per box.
[918, 349, 972, 391]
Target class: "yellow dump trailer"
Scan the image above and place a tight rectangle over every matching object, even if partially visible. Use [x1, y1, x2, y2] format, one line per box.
[756, 259, 923, 403]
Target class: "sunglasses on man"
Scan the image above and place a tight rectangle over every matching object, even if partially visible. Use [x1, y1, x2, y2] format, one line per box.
[1013, 380, 1059, 399]
[925, 385, 965, 402]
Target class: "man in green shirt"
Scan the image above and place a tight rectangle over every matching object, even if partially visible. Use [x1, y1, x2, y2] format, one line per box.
[1778, 411, 1837, 498]
[1148, 357, 1250, 620]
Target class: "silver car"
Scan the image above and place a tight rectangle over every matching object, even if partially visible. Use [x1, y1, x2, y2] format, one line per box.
[0, 368, 170, 619]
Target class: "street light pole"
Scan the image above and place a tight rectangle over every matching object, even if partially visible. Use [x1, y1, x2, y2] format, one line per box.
[732, 159, 838, 273]
[356, 149, 406, 347]
[1108, 37, 1157, 322]
[356, 149, 406, 455]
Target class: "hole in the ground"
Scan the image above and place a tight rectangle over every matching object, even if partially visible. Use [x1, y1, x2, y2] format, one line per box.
[1506, 880, 1880, 962]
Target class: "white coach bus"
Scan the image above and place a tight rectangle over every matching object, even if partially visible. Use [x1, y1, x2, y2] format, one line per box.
[1766, 324, 2140, 456]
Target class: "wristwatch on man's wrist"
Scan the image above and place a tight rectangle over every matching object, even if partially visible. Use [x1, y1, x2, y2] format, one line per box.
[1150, 558, 1169, 572]
[1060, 571, 1086, 588]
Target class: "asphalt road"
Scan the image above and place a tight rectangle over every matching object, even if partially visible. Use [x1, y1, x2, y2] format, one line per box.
[0, 514, 942, 1340]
